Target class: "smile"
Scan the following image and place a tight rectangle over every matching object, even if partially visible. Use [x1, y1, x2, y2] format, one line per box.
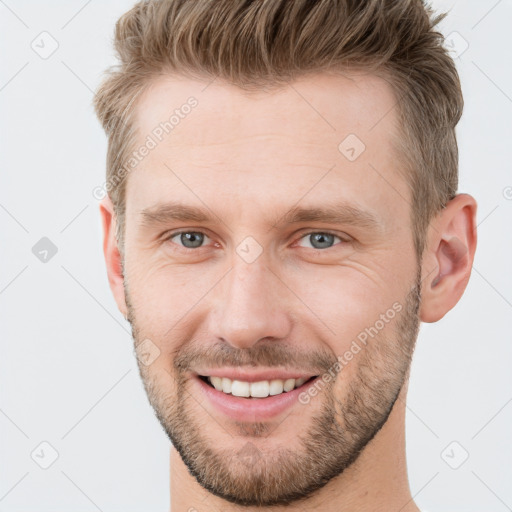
[199, 375, 318, 398]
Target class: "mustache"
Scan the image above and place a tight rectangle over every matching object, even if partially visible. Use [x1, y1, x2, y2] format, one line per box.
[173, 340, 338, 375]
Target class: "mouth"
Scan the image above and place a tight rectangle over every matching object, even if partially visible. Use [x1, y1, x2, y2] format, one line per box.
[198, 374, 318, 399]
[194, 372, 321, 421]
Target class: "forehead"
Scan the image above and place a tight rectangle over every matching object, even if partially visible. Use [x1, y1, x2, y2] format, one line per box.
[134, 71, 398, 148]
[125, 71, 410, 226]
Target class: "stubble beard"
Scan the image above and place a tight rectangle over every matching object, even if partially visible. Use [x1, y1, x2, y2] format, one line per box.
[124, 271, 422, 507]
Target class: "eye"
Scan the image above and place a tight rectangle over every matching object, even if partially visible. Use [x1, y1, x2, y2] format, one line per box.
[166, 231, 211, 249]
[163, 230, 348, 252]
[296, 231, 345, 250]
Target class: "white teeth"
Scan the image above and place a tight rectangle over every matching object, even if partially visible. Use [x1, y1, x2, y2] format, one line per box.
[231, 380, 250, 397]
[205, 376, 314, 398]
[210, 376, 223, 391]
[269, 379, 284, 396]
[222, 377, 232, 394]
[250, 380, 270, 398]
[295, 377, 307, 387]
[283, 378, 295, 392]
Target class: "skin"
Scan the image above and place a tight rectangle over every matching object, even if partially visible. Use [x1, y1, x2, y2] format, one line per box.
[100, 71, 477, 511]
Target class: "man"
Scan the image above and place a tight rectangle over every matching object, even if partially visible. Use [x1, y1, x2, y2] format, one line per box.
[94, 1, 477, 510]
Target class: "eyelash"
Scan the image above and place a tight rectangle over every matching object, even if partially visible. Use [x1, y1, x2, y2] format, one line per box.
[163, 230, 349, 251]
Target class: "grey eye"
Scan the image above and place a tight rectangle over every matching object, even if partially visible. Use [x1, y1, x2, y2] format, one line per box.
[298, 232, 341, 250]
[172, 232, 206, 248]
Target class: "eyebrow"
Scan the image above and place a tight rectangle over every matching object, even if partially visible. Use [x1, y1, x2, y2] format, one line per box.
[139, 201, 382, 232]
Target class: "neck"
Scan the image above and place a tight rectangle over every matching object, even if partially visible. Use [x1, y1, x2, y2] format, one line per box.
[169, 382, 419, 512]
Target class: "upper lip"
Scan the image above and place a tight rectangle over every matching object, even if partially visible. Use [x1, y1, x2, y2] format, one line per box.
[194, 368, 318, 383]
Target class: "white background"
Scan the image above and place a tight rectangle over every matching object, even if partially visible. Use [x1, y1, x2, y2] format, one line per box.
[1, 1, 511, 511]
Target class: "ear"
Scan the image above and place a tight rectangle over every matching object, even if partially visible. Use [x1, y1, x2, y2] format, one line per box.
[419, 193, 478, 323]
[99, 195, 128, 319]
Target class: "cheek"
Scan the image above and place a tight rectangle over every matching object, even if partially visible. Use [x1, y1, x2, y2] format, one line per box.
[125, 259, 226, 359]
[126, 258, 210, 314]
[289, 265, 403, 348]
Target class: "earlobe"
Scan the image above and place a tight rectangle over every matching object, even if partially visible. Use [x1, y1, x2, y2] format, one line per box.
[419, 194, 477, 323]
[99, 196, 128, 319]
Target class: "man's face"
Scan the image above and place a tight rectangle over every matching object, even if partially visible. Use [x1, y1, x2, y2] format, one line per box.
[121, 72, 421, 506]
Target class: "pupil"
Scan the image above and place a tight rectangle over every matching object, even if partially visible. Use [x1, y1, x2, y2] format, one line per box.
[182, 232, 203, 248]
[311, 233, 333, 249]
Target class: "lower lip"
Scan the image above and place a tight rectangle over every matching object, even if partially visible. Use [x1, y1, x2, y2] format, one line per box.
[195, 376, 318, 422]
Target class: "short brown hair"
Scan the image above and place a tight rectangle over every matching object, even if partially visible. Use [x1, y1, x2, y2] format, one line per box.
[94, 0, 462, 258]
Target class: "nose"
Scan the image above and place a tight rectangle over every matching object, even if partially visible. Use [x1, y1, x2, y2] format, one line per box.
[209, 255, 293, 350]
